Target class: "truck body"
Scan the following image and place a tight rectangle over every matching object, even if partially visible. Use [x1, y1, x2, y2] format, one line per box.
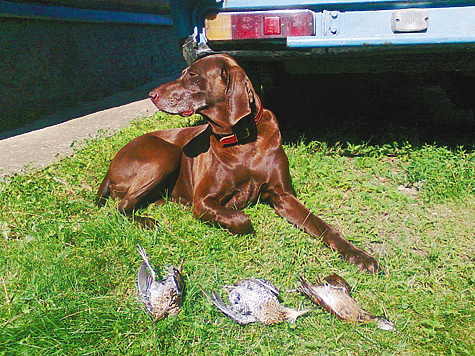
[171, 0, 475, 75]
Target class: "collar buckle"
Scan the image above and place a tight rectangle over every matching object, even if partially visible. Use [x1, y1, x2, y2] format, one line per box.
[219, 96, 263, 146]
[234, 127, 251, 143]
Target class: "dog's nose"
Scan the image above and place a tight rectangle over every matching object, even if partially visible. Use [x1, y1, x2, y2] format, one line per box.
[149, 91, 159, 100]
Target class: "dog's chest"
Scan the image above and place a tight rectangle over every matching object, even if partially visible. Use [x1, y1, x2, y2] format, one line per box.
[217, 150, 272, 209]
[224, 178, 261, 209]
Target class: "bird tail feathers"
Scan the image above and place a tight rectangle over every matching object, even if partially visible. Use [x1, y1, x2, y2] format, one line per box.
[285, 307, 313, 324]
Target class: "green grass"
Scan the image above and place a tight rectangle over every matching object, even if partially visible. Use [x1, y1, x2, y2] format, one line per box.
[1, 111, 474, 355]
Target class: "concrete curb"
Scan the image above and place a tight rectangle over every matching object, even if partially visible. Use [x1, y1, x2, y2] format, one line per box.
[0, 98, 158, 178]
[0, 72, 184, 179]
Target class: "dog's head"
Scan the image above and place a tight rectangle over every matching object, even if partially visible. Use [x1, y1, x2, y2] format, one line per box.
[149, 54, 258, 135]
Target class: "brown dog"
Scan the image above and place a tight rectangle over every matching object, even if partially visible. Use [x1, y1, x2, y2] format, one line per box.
[96, 54, 378, 273]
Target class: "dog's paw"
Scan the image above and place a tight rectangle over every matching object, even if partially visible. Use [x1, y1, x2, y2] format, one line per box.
[228, 218, 254, 235]
[346, 248, 380, 274]
[221, 211, 254, 235]
[134, 216, 160, 230]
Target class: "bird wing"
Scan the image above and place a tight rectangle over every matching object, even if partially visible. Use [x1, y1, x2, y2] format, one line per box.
[199, 285, 257, 325]
[298, 276, 325, 306]
[137, 245, 156, 281]
[137, 262, 153, 295]
[164, 264, 184, 295]
[137, 262, 155, 314]
[254, 278, 280, 296]
[324, 274, 352, 295]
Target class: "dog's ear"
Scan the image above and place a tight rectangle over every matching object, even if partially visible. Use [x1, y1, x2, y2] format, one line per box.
[223, 66, 255, 126]
[198, 64, 256, 129]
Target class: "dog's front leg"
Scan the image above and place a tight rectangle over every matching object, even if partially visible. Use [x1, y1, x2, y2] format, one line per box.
[193, 198, 254, 235]
[270, 193, 379, 273]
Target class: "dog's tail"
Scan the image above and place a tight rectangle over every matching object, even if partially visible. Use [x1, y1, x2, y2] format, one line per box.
[95, 171, 111, 207]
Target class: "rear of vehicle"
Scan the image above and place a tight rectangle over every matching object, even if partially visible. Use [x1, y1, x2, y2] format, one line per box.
[171, 1, 475, 114]
[172, 1, 475, 69]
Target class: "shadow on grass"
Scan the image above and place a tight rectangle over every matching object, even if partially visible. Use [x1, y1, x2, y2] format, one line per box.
[264, 71, 475, 151]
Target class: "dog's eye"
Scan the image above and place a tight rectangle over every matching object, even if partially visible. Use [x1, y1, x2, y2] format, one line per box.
[188, 72, 198, 78]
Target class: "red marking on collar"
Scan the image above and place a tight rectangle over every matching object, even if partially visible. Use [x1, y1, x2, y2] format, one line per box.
[219, 96, 264, 145]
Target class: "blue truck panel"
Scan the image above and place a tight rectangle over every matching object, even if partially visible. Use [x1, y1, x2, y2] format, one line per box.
[222, 0, 474, 10]
[171, 0, 475, 73]
[287, 7, 475, 48]
[0, 1, 172, 25]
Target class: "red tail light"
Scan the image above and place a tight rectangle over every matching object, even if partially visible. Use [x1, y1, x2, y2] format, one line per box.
[263, 17, 282, 36]
[205, 10, 315, 41]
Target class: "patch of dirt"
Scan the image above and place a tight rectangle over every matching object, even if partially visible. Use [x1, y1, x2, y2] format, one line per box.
[397, 185, 419, 197]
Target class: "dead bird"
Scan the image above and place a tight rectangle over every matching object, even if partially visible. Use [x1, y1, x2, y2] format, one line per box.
[200, 278, 311, 325]
[136, 245, 185, 322]
[298, 274, 396, 331]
